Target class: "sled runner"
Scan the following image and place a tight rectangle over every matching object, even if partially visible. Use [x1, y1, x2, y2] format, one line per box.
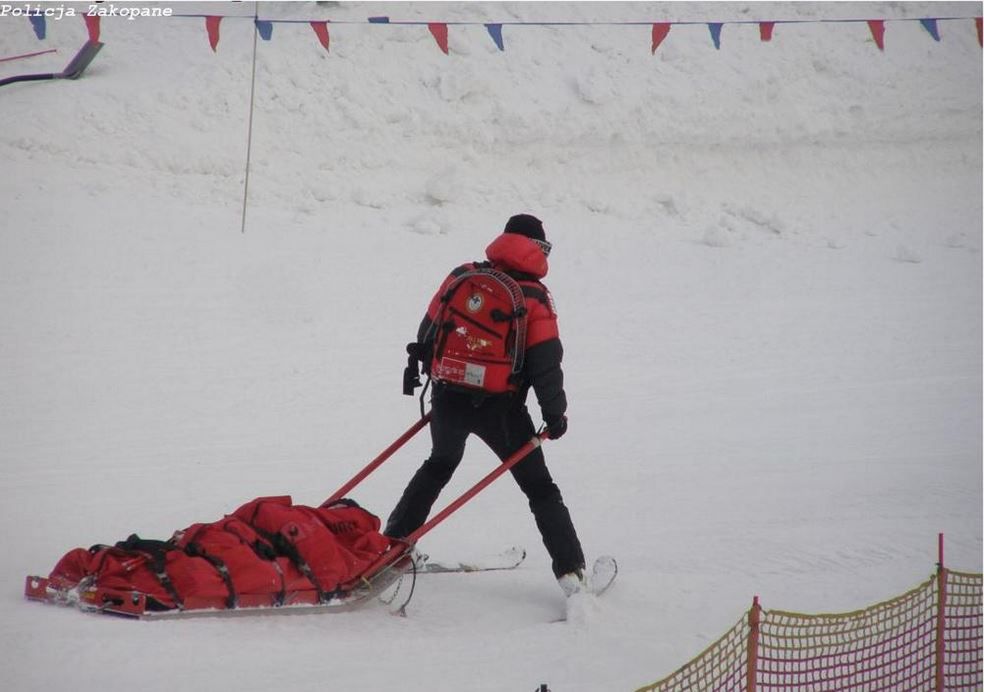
[25, 414, 550, 619]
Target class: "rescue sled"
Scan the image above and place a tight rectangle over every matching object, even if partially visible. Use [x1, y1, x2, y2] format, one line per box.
[25, 412, 549, 619]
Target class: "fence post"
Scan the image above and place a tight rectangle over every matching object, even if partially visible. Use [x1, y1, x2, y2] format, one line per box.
[935, 533, 947, 692]
[747, 595, 761, 691]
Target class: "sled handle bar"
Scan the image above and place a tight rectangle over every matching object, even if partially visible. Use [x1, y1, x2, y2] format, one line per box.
[405, 430, 551, 544]
[356, 431, 550, 582]
[323, 412, 433, 505]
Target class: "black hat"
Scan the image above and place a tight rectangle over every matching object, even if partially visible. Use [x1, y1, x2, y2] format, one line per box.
[504, 214, 546, 243]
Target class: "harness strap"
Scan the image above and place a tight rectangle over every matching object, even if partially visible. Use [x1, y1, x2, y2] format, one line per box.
[184, 542, 238, 609]
[114, 534, 185, 609]
[258, 528, 335, 604]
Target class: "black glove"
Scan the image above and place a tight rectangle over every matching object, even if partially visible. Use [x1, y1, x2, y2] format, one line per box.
[402, 343, 422, 396]
[407, 340, 433, 375]
[544, 414, 568, 440]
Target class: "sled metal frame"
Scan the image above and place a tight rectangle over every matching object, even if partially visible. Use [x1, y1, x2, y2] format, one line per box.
[25, 549, 417, 620]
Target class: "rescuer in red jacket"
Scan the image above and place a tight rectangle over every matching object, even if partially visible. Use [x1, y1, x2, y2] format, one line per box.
[386, 214, 586, 593]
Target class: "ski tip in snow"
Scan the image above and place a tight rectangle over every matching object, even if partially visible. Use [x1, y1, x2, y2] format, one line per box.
[589, 555, 617, 597]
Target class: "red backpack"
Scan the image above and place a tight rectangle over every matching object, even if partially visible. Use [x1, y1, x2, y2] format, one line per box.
[427, 266, 528, 393]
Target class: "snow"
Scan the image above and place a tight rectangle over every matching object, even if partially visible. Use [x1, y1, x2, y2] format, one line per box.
[1, 1, 981, 690]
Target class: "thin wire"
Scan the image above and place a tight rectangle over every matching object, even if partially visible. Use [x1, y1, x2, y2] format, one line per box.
[240, 2, 260, 234]
[168, 13, 981, 26]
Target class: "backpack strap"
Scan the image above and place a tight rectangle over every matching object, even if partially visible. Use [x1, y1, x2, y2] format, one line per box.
[492, 269, 529, 374]
[520, 283, 551, 312]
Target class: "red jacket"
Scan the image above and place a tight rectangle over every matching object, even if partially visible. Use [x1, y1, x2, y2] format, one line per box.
[416, 233, 567, 420]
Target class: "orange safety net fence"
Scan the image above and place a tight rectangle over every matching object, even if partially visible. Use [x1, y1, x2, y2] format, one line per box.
[639, 608, 753, 691]
[943, 570, 984, 689]
[638, 569, 982, 691]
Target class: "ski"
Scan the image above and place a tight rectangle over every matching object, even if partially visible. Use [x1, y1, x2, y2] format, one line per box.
[553, 555, 618, 623]
[0, 41, 103, 88]
[415, 546, 526, 574]
[587, 555, 618, 596]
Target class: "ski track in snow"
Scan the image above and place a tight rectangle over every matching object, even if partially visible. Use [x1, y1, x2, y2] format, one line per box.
[1, 2, 981, 691]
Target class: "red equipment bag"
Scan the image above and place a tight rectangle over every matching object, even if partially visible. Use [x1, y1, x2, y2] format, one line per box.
[41, 496, 392, 613]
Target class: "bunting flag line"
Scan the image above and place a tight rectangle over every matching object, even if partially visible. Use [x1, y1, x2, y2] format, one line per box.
[19, 12, 983, 55]
[83, 14, 100, 42]
[29, 15, 45, 40]
[919, 18, 941, 42]
[867, 20, 886, 51]
[310, 21, 330, 52]
[707, 22, 723, 50]
[428, 22, 449, 54]
[650, 23, 670, 54]
[205, 15, 221, 52]
[485, 23, 504, 51]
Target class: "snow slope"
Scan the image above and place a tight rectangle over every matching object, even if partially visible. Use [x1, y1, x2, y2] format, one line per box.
[1, 2, 981, 690]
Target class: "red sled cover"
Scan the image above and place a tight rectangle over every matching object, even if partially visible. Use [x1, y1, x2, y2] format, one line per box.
[33, 496, 393, 613]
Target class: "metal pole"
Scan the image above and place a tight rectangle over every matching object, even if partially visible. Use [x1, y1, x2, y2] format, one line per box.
[747, 595, 761, 691]
[936, 533, 947, 692]
[240, 3, 260, 233]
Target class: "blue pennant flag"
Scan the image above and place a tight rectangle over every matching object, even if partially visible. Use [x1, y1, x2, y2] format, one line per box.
[708, 22, 723, 49]
[29, 15, 45, 40]
[919, 18, 941, 41]
[485, 23, 504, 50]
[256, 20, 273, 41]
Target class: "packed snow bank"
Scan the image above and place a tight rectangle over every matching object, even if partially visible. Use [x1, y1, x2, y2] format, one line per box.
[1, 2, 980, 691]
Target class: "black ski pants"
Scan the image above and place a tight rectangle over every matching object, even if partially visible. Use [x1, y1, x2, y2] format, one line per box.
[385, 386, 585, 579]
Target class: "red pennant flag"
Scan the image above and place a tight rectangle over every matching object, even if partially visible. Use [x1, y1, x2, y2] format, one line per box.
[428, 22, 449, 54]
[651, 23, 671, 54]
[867, 19, 885, 50]
[83, 14, 100, 42]
[759, 22, 775, 42]
[205, 16, 222, 52]
[310, 22, 330, 52]
[976, 17, 982, 47]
